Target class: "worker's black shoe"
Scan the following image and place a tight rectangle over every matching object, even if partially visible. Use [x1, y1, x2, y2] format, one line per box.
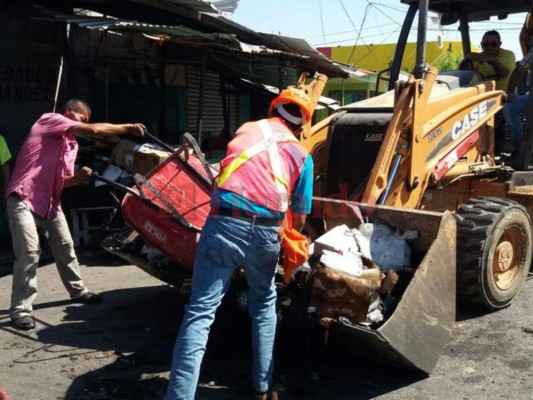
[12, 316, 36, 330]
[71, 292, 103, 304]
[254, 390, 278, 400]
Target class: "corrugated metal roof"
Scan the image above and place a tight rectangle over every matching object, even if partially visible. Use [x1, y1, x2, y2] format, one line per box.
[256, 34, 367, 78]
[75, 16, 212, 39]
[155, 0, 226, 15]
[42, 9, 362, 79]
[34, 0, 369, 79]
[199, 0, 240, 17]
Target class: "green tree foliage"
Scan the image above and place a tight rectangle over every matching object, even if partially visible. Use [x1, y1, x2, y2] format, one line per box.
[435, 54, 462, 72]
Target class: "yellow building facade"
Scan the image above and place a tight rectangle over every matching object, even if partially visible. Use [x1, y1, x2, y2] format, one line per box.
[316, 41, 477, 107]
[318, 41, 469, 72]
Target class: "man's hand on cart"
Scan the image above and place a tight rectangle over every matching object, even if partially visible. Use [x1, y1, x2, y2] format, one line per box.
[128, 123, 146, 137]
[79, 166, 93, 182]
[64, 166, 93, 187]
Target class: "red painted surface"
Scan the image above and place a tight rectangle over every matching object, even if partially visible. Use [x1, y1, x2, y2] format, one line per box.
[432, 130, 479, 183]
[122, 150, 217, 271]
[316, 46, 332, 59]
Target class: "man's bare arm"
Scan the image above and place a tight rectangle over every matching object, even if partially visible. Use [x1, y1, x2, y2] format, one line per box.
[506, 63, 528, 100]
[64, 166, 92, 188]
[69, 123, 145, 138]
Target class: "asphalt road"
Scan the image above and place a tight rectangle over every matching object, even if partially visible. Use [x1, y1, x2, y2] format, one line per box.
[0, 249, 532, 400]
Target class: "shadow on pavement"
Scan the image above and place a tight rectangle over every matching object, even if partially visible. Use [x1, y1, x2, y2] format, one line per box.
[27, 283, 425, 400]
[77, 245, 133, 268]
[0, 247, 426, 399]
[0, 243, 126, 279]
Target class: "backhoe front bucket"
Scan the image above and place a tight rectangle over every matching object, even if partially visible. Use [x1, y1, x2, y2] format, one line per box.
[313, 198, 456, 374]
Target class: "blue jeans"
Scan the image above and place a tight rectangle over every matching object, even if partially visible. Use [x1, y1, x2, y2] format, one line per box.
[165, 215, 281, 400]
[503, 93, 529, 150]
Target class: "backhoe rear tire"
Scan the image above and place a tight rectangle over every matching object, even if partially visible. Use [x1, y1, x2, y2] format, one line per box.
[456, 197, 532, 310]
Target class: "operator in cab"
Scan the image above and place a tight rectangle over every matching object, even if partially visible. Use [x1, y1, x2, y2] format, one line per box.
[462, 30, 516, 91]
[461, 30, 516, 155]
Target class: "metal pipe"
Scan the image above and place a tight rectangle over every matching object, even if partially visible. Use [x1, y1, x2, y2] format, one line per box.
[143, 129, 175, 153]
[90, 171, 139, 196]
[378, 154, 402, 205]
[158, 43, 167, 142]
[53, 23, 70, 113]
[104, 29, 110, 122]
[459, 12, 471, 57]
[196, 52, 206, 146]
[413, 0, 428, 79]
[389, 3, 417, 89]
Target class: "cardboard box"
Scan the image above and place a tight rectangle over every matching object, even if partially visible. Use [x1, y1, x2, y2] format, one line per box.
[311, 266, 374, 324]
[112, 140, 171, 175]
[133, 144, 171, 175]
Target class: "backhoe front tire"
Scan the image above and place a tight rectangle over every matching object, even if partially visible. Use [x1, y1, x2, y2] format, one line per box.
[456, 197, 531, 310]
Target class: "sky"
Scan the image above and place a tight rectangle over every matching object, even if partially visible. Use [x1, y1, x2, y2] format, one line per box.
[227, 0, 528, 67]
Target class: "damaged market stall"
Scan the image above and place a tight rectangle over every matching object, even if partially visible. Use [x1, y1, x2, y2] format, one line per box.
[34, 0, 358, 147]
[8, 0, 359, 243]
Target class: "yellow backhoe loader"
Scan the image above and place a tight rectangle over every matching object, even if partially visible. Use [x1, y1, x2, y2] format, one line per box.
[300, 0, 533, 311]
[284, 0, 533, 372]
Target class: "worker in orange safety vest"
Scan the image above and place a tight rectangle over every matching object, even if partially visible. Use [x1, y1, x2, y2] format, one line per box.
[165, 87, 314, 400]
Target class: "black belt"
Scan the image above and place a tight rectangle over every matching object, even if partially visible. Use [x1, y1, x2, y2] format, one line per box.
[211, 207, 283, 227]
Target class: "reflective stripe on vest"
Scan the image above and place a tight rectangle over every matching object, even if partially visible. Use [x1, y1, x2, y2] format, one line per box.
[216, 119, 298, 210]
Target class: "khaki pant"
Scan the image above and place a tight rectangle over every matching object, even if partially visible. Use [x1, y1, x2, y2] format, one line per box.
[6, 195, 88, 319]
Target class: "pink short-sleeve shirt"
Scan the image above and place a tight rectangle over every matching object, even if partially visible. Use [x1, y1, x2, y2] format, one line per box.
[6, 113, 81, 218]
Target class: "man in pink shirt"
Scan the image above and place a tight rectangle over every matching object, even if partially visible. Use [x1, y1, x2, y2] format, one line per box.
[5, 98, 145, 330]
